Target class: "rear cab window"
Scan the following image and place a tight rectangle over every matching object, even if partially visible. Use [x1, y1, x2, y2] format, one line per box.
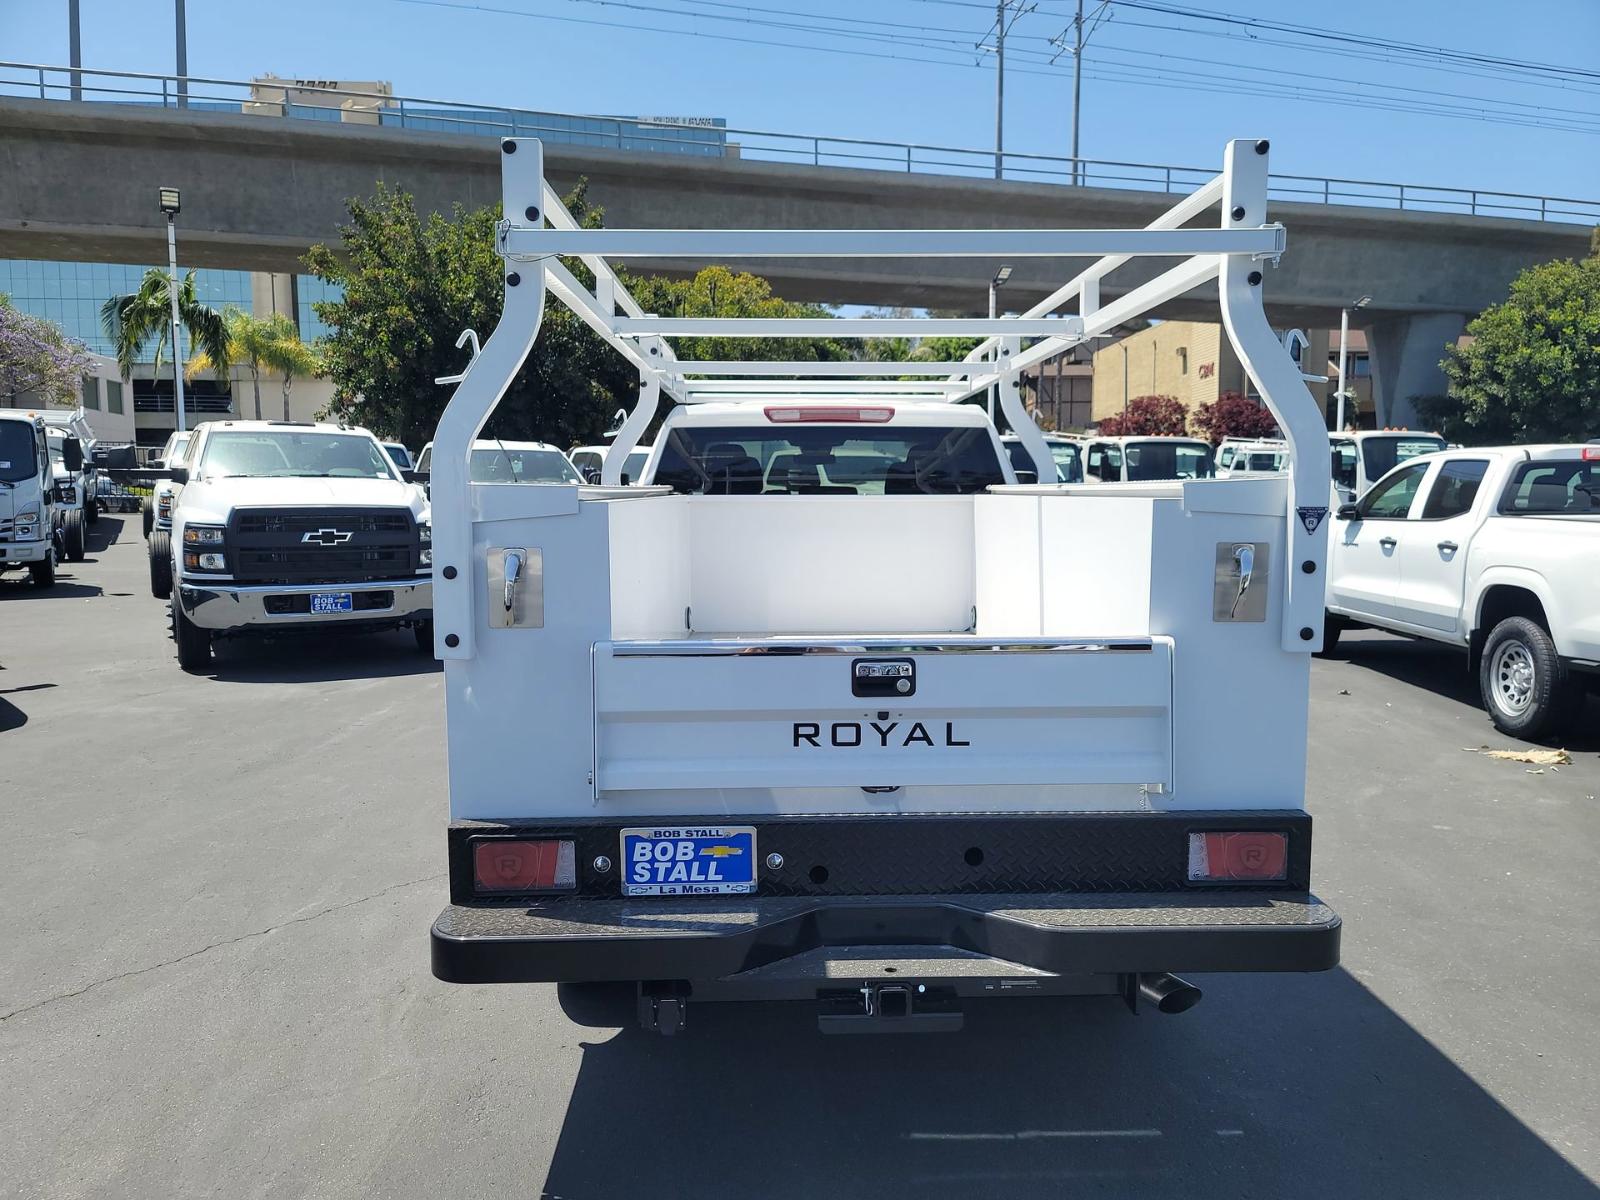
[1499, 458, 1600, 515]
[1124, 441, 1215, 481]
[652, 424, 1006, 495]
[1361, 435, 1447, 483]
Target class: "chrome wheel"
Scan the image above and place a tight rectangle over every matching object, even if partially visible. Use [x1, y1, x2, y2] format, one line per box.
[1490, 640, 1536, 716]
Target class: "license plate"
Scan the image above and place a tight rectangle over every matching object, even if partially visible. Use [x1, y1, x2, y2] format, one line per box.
[310, 592, 354, 614]
[619, 826, 758, 897]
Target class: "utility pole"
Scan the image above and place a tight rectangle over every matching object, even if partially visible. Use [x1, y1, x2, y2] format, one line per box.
[1335, 295, 1371, 432]
[175, 0, 188, 109]
[68, 0, 82, 102]
[994, 1, 1006, 180]
[1070, 0, 1084, 185]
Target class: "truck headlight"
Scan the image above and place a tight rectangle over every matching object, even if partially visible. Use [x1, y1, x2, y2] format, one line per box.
[183, 551, 227, 572]
[16, 505, 39, 523]
[183, 525, 225, 545]
[157, 492, 174, 518]
[418, 520, 432, 567]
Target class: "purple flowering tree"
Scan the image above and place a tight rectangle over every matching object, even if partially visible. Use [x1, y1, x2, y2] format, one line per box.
[0, 297, 94, 407]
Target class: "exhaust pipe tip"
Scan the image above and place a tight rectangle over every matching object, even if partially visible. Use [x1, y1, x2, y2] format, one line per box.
[1136, 972, 1203, 1015]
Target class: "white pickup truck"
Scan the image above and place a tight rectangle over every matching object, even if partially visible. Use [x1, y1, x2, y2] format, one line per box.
[156, 420, 434, 671]
[423, 137, 1339, 1036]
[1326, 444, 1600, 737]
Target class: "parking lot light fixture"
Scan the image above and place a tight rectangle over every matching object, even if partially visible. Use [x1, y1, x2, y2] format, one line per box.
[160, 186, 187, 432]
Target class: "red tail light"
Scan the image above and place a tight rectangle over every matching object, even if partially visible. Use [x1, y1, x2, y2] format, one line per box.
[473, 839, 577, 893]
[1187, 831, 1287, 882]
[763, 406, 895, 424]
[1582, 446, 1600, 461]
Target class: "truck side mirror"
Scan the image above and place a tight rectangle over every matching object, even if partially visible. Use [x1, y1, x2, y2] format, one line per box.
[63, 437, 84, 473]
[1013, 469, 1038, 485]
[403, 469, 428, 485]
[169, 465, 189, 485]
[1336, 502, 1360, 521]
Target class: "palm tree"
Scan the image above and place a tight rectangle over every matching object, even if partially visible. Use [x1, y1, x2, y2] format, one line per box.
[186, 309, 319, 421]
[100, 268, 229, 385]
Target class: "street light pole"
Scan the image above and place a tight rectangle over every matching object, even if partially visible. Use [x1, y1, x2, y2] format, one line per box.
[989, 265, 1013, 421]
[1335, 294, 1370, 432]
[160, 188, 187, 433]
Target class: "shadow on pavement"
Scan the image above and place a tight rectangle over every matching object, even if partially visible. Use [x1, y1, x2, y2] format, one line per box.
[204, 630, 441, 684]
[0, 697, 26, 732]
[0, 578, 103, 602]
[540, 970, 1597, 1200]
[85, 514, 128, 554]
[1334, 631, 1598, 750]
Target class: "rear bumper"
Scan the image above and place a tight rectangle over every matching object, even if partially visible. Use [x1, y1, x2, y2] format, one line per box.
[431, 891, 1340, 984]
[177, 576, 432, 632]
[432, 811, 1339, 986]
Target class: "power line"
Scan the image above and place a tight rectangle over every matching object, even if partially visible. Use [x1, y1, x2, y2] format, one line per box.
[383, 0, 1600, 137]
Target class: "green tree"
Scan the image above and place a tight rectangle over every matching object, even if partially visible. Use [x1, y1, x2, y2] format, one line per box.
[100, 268, 229, 383]
[625, 266, 848, 365]
[304, 182, 637, 449]
[186, 308, 321, 421]
[1425, 251, 1600, 444]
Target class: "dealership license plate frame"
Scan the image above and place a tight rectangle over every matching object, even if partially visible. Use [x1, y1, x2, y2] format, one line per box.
[619, 826, 758, 897]
[310, 591, 355, 614]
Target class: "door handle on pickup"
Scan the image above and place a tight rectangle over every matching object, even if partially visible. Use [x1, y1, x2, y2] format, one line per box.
[1437, 540, 1459, 553]
[1378, 536, 1397, 549]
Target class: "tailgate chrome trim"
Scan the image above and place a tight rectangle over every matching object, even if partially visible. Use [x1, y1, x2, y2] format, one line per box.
[607, 637, 1156, 657]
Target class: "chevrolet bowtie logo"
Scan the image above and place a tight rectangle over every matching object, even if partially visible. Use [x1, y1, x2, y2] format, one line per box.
[700, 845, 743, 858]
[301, 528, 353, 546]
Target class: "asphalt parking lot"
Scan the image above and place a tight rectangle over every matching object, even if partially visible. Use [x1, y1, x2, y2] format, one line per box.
[4, 517, 1599, 1200]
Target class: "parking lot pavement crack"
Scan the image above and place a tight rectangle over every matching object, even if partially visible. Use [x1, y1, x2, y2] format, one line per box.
[0, 872, 447, 1024]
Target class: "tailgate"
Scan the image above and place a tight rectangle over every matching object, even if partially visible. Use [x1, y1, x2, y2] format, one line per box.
[592, 637, 1173, 796]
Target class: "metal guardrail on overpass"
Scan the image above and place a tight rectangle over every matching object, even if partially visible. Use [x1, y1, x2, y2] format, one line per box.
[4, 60, 1599, 228]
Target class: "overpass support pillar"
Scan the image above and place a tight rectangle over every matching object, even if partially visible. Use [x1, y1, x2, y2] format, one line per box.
[1366, 312, 1467, 430]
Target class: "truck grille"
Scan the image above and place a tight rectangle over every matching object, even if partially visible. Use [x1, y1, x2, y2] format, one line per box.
[228, 507, 418, 584]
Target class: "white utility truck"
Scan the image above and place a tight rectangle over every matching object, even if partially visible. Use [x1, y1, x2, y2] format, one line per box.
[1001, 432, 1084, 484]
[1217, 437, 1286, 477]
[43, 425, 89, 562]
[1326, 444, 1600, 738]
[1330, 430, 1445, 504]
[1, 411, 79, 588]
[426, 137, 1340, 1035]
[150, 421, 434, 671]
[1083, 435, 1216, 483]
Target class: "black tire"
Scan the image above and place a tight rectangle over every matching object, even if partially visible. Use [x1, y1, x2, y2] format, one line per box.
[556, 981, 635, 1028]
[1478, 616, 1581, 740]
[28, 550, 56, 589]
[149, 530, 173, 600]
[413, 619, 434, 654]
[62, 508, 86, 562]
[172, 596, 212, 672]
[1315, 612, 1343, 658]
[142, 500, 153, 539]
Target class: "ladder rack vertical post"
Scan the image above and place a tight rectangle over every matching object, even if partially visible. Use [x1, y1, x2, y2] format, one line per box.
[430, 136, 549, 662]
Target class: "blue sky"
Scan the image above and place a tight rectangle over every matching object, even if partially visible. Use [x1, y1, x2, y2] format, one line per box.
[5, 0, 1599, 198]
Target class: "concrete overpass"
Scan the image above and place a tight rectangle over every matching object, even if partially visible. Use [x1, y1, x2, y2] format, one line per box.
[2, 96, 1592, 423]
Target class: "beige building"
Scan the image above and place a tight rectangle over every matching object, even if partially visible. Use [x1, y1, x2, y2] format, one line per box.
[1091, 321, 1255, 424]
[1090, 322, 1377, 430]
[2, 351, 135, 444]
